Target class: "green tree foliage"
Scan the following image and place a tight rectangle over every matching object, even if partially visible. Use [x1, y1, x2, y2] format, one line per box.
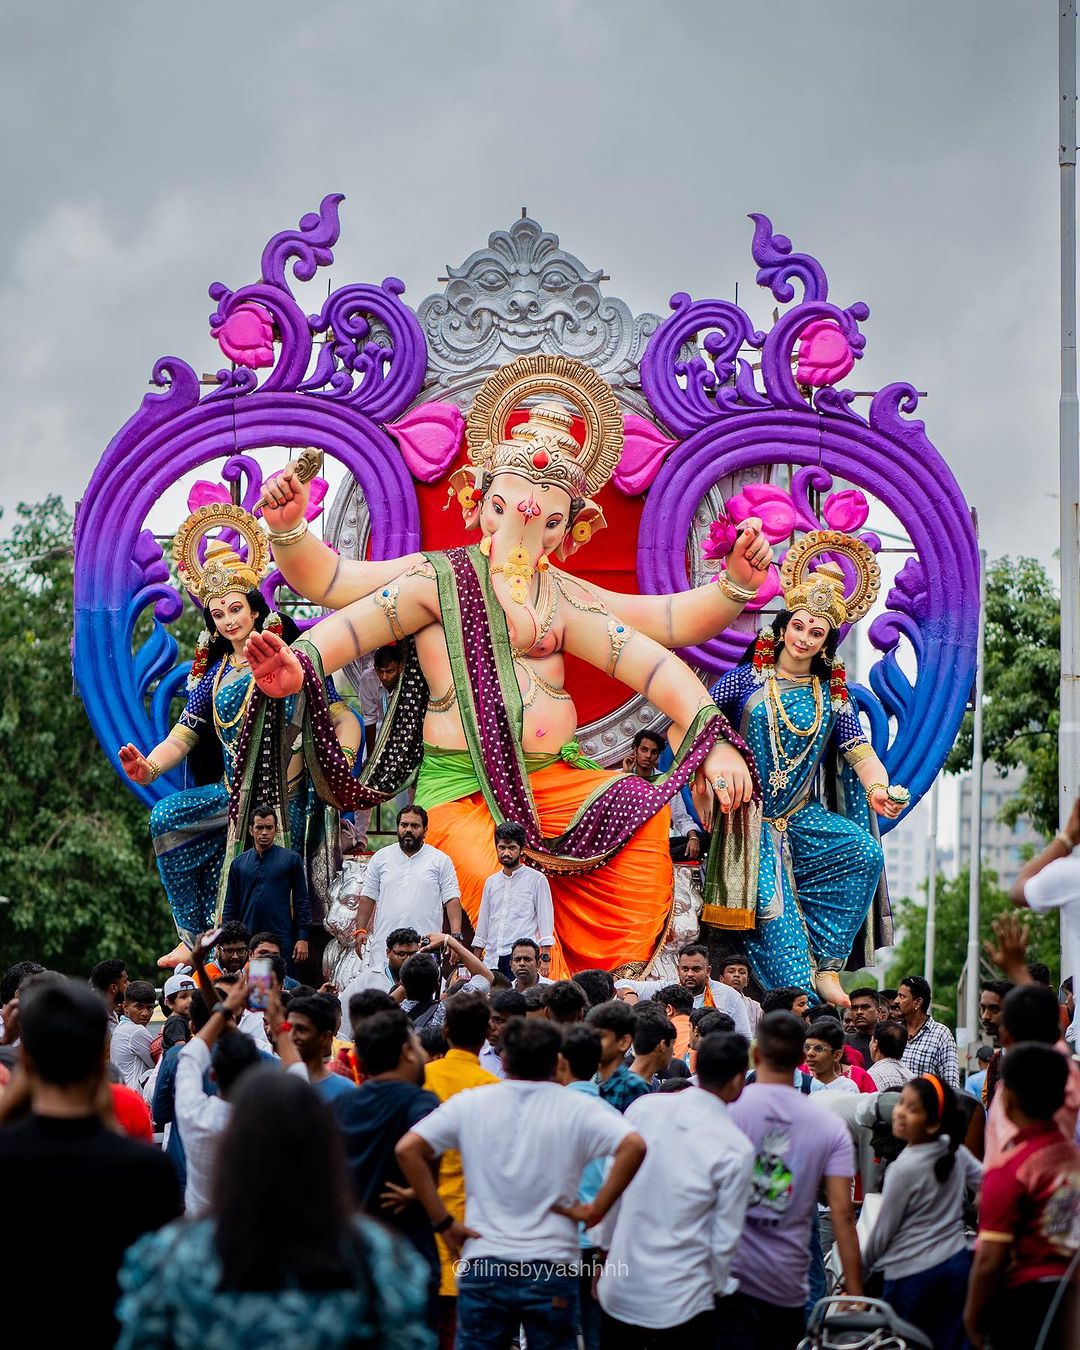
[946, 556, 1060, 838]
[0, 498, 174, 977]
[886, 866, 1060, 1029]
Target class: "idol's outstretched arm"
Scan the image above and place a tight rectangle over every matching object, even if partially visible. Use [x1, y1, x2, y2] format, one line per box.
[560, 602, 753, 827]
[261, 466, 424, 609]
[567, 520, 773, 648]
[244, 569, 439, 696]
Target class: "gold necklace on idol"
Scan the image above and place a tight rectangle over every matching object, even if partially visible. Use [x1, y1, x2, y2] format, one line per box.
[213, 657, 255, 736]
[764, 673, 824, 791]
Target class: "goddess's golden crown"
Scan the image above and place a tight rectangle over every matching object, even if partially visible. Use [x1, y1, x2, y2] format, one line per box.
[172, 503, 270, 604]
[779, 530, 881, 629]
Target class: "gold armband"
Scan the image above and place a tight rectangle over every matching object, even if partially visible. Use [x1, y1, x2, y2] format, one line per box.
[605, 619, 634, 677]
[373, 584, 406, 641]
[717, 573, 757, 605]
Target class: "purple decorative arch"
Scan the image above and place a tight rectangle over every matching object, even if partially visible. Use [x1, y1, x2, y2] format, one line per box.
[638, 215, 978, 812]
[74, 196, 427, 805]
[75, 200, 978, 830]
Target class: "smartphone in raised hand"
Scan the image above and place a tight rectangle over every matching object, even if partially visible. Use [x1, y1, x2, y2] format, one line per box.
[247, 957, 273, 1011]
[197, 927, 223, 952]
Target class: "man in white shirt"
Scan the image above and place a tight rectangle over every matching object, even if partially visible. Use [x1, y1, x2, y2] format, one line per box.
[473, 822, 555, 977]
[598, 1034, 755, 1342]
[616, 943, 751, 1040]
[109, 981, 157, 1091]
[396, 1017, 646, 1349]
[1010, 795, 1080, 1046]
[353, 806, 462, 976]
[175, 977, 306, 1214]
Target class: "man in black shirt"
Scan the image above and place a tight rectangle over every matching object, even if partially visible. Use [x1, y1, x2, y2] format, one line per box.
[0, 980, 180, 1347]
[221, 803, 311, 967]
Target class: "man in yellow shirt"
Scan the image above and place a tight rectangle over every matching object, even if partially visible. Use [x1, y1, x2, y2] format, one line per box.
[422, 989, 500, 1350]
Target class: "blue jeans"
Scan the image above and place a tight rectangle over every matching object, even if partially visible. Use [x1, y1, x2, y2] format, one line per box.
[883, 1248, 972, 1350]
[457, 1261, 580, 1350]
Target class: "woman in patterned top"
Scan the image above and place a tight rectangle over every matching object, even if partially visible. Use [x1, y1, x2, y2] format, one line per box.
[115, 1069, 433, 1350]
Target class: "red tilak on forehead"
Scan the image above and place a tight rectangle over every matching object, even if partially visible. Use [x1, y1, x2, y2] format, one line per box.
[516, 497, 541, 519]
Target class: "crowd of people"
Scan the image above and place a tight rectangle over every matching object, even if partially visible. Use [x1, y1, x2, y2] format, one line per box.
[1, 798, 1079, 1350]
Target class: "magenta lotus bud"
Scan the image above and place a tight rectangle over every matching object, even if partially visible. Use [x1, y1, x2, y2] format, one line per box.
[795, 319, 855, 387]
[702, 516, 738, 560]
[215, 302, 276, 369]
[822, 488, 869, 533]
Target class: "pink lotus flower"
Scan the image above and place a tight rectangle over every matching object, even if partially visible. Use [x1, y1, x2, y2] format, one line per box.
[388, 401, 465, 483]
[613, 414, 678, 495]
[215, 302, 275, 369]
[702, 516, 738, 560]
[822, 488, 869, 533]
[726, 483, 796, 544]
[795, 319, 855, 388]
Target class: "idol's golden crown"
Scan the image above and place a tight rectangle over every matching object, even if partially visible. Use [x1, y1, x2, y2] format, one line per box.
[465, 354, 623, 500]
[779, 530, 881, 629]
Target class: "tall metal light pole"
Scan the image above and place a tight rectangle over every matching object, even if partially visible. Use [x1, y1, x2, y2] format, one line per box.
[924, 776, 939, 988]
[965, 549, 987, 1048]
[1060, 2, 1079, 996]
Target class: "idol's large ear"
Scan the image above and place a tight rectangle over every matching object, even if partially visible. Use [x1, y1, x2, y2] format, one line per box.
[446, 468, 483, 532]
[557, 500, 607, 561]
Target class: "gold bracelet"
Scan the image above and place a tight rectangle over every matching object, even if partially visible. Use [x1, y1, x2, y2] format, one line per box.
[717, 573, 757, 604]
[864, 781, 887, 802]
[146, 756, 163, 783]
[267, 519, 309, 547]
[341, 744, 357, 765]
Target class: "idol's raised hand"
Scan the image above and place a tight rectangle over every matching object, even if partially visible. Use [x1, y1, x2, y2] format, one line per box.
[259, 466, 309, 534]
[724, 517, 773, 593]
[244, 631, 304, 698]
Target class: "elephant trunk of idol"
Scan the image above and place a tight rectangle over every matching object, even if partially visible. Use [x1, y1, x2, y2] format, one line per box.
[488, 537, 541, 654]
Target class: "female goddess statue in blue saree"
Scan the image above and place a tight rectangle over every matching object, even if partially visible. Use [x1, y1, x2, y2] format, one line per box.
[704, 532, 908, 1007]
[118, 506, 361, 966]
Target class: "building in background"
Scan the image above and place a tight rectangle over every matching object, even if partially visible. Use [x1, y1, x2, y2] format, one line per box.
[882, 789, 953, 906]
[956, 766, 1042, 893]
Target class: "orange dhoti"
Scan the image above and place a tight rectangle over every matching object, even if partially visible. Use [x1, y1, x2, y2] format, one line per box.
[423, 760, 673, 976]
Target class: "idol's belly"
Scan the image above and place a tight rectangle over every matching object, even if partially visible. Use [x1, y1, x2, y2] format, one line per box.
[422, 689, 579, 753]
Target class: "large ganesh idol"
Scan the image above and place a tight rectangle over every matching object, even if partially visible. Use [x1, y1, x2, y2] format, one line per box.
[74, 198, 980, 993]
[245, 355, 773, 973]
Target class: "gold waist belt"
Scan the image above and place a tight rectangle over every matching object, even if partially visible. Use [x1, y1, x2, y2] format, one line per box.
[764, 797, 810, 833]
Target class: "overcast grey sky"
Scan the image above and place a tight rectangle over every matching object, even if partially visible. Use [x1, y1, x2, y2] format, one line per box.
[0, 0, 1060, 563]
